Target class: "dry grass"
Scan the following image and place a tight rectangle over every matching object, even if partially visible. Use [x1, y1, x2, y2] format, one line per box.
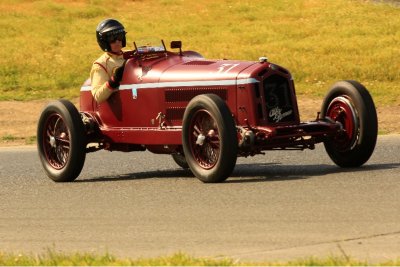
[0, 0, 399, 105]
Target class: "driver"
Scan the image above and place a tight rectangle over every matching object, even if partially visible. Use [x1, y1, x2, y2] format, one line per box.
[90, 18, 127, 103]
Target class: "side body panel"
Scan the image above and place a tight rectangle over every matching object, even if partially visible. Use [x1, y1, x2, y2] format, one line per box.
[80, 53, 259, 145]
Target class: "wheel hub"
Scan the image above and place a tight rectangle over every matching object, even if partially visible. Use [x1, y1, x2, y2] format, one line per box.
[49, 136, 56, 148]
[196, 133, 206, 145]
[327, 96, 359, 151]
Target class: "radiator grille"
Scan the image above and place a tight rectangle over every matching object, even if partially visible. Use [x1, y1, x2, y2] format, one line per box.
[263, 75, 296, 123]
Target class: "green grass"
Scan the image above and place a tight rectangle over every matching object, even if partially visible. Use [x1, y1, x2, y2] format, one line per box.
[0, 251, 399, 266]
[0, 0, 399, 106]
[1, 134, 18, 142]
[0, 134, 36, 144]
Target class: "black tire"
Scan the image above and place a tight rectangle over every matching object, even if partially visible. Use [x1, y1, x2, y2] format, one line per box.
[182, 94, 238, 183]
[321, 80, 378, 167]
[172, 152, 189, 170]
[37, 99, 86, 182]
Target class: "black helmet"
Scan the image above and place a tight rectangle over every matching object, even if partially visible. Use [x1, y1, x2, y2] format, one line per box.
[96, 18, 126, 52]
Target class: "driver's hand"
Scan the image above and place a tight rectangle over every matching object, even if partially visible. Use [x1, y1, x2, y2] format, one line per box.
[123, 50, 136, 60]
[108, 61, 126, 89]
[113, 60, 126, 83]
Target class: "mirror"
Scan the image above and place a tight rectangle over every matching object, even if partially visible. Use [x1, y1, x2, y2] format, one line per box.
[170, 41, 182, 49]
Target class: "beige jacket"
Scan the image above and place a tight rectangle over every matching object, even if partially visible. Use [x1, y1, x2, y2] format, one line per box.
[90, 52, 125, 103]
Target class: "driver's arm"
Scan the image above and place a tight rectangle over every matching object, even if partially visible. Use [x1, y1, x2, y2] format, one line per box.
[90, 63, 116, 104]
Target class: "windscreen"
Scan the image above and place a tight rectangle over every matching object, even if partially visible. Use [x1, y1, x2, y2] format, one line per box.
[134, 37, 166, 54]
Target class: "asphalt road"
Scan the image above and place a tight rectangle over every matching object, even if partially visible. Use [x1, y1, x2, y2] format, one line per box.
[0, 135, 399, 263]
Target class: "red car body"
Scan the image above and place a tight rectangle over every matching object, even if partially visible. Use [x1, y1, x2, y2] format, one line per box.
[37, 40, 378, 182]
[80, 47, 332, 150]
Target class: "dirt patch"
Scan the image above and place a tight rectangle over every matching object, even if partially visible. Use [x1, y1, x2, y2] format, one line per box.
[0, 99, 77, 147]
[1, 98, 399, 147]
[0, 100, 45, 146]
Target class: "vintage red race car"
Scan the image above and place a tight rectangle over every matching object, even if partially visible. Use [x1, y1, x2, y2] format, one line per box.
[37, 39, 378, 183]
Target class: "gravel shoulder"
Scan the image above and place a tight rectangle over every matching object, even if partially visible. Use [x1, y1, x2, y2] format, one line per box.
[1, 98, 399, 146]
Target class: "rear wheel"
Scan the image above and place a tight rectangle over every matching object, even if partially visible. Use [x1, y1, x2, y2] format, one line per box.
[321, 80, 377, 167]
[182, 94, 238, 183]
[172, 152, 189, 170]
[37, 99, 86, 182]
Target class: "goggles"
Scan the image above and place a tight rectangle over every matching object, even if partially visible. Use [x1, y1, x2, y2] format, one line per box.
[107, 32, 125, 43]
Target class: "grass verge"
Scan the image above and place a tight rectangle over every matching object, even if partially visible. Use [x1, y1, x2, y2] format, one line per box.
[1, 134, 36, 145]
[0, 251, 399, 266]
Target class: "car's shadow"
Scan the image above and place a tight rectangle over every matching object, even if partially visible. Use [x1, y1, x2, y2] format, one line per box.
[76, 168, 193, 183]
[76, 162, 400, 183]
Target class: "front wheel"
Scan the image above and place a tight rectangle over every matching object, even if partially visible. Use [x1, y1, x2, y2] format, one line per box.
[37, 99, 86, 182]
[182, 94, 238, 183]
[321, 80, 377, 167]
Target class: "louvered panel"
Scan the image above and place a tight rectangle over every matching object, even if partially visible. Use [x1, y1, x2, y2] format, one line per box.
[183, 60, 216, 65]
[165, 88, 227, 103]
[166, 107, 186, 121]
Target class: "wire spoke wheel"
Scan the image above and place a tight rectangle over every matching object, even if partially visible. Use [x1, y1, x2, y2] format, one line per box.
[183, 94, 237, 183]
[37, 100, 86, 182]
[43, 114, 71, 169]
[189, 110, 220, 169]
